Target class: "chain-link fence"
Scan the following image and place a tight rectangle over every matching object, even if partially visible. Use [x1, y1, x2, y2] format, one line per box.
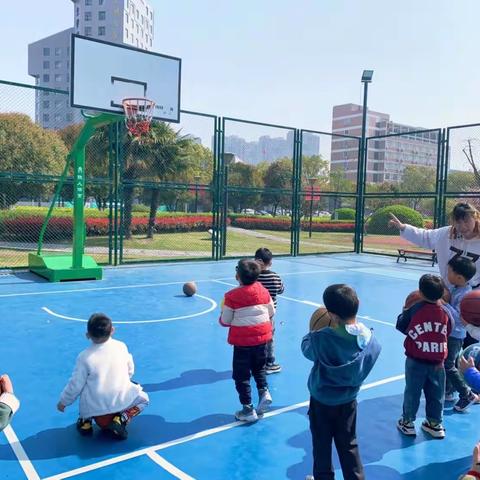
[2, 79, 478, 269]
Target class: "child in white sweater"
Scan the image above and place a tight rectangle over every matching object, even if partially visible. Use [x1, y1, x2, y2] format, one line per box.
[57, 313, 149, 439]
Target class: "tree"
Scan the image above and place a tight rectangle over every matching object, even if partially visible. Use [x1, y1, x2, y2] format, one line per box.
[399, 165, 436, 211]
[262, 158, 293, 215]
[462, 139, 480, 189]
[0, 113, 67, 208]
[227, 162, 262, 213]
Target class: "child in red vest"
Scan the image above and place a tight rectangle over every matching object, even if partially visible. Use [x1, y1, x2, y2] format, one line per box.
[396, 274, 452, 438]
[219, 258, 275, 422]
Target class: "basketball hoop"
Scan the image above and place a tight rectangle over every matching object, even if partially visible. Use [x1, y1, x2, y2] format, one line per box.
[122, 98, 156, 137]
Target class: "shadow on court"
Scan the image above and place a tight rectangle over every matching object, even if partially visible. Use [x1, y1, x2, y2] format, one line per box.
[142, 369, 232, 392]
[286, 393, 435, 480]
[0, 413, 235, 461]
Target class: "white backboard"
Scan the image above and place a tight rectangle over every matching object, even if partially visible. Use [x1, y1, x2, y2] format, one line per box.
[71, 34, 181, 122]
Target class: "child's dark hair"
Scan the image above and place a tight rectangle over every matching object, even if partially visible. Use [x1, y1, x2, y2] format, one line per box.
[87, 313, 113, 340]
[236, 258, 260, 285]
[323, 284, 359, 320]
[448, 255, 477, 282]
[254, 247, 273, 265]
[418, 274, 444, 302]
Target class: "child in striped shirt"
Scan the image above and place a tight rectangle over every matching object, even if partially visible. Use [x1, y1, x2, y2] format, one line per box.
[255, 247, 285, 374]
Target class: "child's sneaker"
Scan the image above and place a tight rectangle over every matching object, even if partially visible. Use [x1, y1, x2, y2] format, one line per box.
[76, 418, 93, 436]
[265, 362, 282, 374]
[444, 392, 456, 402]
[305, 476, 315, 480]
[421, 420, 445, 439]
[107, 414, 128, 440]
[257, 389, 273, 415]
[396, 418, 416, 436]
[235, 404, 258, 423]
[454, 391, 478, 412]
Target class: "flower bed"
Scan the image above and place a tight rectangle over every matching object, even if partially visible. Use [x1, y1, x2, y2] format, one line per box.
[231, 216, 355, 233]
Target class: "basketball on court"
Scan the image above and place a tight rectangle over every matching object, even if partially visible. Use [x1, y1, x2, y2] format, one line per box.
[460, 290, 480, 326]
[94, 414, 115, 429]
[183, 281, 197, 297]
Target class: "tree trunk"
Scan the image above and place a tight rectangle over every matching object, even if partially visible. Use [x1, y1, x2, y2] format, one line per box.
[123, 186, 134, 240]
[147, 189, 159, 239]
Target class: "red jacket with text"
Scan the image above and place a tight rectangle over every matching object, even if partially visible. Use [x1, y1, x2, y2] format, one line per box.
[219, 282, 274, 347]
[396, 301, 453, 364]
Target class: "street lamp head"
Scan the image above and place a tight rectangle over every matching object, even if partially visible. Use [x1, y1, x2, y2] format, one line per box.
[361, 70, 374, 83]
[307, 176, 316, 187]
[194, 175, 201, 182]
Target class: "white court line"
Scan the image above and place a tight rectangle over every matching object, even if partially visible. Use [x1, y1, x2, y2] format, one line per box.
[146, 451, 195, 480]
[41, 373, 404, 480]
[0, 281, 194, 299]
[42, 295, 217, 324]
[2, 425, 40, 480]
[214, 268, 344, 281]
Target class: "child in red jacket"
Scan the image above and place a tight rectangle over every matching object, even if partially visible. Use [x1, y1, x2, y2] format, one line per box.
[396, 274, 452, 439]
[220, 258, 275, 422]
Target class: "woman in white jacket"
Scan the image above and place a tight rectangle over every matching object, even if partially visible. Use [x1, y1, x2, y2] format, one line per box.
[389, 201, 480, 342]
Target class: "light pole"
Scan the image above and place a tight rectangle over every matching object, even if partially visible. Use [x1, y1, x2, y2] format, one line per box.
[354, 69, 373, 253]
[307, 177, 316, 238]
[194, 175, 201, 213]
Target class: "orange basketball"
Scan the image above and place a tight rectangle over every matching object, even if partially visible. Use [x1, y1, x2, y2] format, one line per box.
[183, 282, 197, 297]
[94, 414, 115, 429]
[460, 290, 480, 326]
[404, 290, 423, 309]
[309, 307, 336, 331]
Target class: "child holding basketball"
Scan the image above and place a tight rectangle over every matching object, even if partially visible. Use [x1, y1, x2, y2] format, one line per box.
[443, 256, 479, 411]
[302, 284, 381, 480]
[254, 247, 285, 374]
[0, 374, 19, 432]
[219, 258, 275, 422]
[57, 313, 149, 439]
[396, 274, 452, 438]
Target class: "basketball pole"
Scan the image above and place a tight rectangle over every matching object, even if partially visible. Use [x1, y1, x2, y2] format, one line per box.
[29, 112, 119, 282]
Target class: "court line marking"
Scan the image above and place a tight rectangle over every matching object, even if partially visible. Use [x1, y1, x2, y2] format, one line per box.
[41, 373, 404, 480]
[146, 451, 195, 480]
[2, 425, 41, 480]
[214, 268, 345, 281]
[213, 281, 395, 327]
[41, 295, 217, 325]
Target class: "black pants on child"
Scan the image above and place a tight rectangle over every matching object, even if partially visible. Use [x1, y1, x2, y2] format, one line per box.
[308, 396, 364, 480]
[232, 343, 268, 405]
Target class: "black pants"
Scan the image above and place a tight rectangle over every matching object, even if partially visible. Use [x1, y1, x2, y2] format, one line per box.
[232, 343, 268, 405]
[308, 396, 364, 480]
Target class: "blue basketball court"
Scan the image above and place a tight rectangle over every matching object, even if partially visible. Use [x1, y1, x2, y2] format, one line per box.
[0, 253, 478, 479]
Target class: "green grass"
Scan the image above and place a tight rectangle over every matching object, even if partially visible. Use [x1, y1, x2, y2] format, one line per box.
[0, 230, 415, 268]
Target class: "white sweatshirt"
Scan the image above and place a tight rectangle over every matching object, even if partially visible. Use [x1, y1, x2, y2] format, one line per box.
[401, 225, 480, 288]
[59, 338, 142, 418]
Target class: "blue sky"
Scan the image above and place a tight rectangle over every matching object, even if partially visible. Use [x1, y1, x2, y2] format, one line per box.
[3, 0, 480, 133]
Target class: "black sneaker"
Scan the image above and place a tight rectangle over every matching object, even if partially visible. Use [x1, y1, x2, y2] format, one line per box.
[421, 420, 445, 439]
[454, 391, 478, 412]
[265, 363, 282, 374]
[107, 415, 128, 440]
[76, 418, 93, 436]
[396, 418, 416, 436]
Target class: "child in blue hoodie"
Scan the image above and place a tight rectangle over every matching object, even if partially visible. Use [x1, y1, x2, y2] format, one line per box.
[443, 255, 478, 411]
[302, 284, 381, 480]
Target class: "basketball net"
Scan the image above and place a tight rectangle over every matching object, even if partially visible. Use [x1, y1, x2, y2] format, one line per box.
[122, 98, 156, 137]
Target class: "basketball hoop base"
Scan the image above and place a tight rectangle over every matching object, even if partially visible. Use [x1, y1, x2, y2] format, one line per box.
[28, 254, 102, 282]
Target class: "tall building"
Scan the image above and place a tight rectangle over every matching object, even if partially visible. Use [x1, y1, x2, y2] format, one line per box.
[28, 0, 154, 129]
[331, 104, 438, 183]
[222, 131, 319, 165]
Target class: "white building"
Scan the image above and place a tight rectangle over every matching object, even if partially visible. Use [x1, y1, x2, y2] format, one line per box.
[28, 0, 154, 129]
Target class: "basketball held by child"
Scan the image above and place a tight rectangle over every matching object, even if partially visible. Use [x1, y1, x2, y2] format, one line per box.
[309, 307, 336, 331]
[183, 282, 197, 297]
[404, 290, 423, 309]
[460, 290, 480, 326]
[94, 414, 115, 429]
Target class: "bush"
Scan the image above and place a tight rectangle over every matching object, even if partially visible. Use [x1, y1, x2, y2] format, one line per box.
[332, 208, 355, 220]
[367, 205, 424, 235]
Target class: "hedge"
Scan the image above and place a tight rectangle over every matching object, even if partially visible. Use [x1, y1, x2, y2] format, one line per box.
[231, 216, 355, 232]
[367, 205, 424, 235]
[332, 208, 356, 220]
[1, 215, 218, 241]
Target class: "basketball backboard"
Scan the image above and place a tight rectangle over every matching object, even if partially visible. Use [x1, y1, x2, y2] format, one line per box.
[71, 34, 181, 123]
